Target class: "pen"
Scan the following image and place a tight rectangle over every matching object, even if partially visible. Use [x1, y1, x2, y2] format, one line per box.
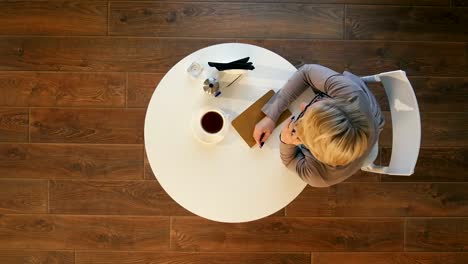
[259, 132, 265, 148]
[224, 74, 242, 89]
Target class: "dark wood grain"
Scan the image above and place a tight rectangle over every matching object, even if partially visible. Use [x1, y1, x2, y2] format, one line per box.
[0, 215, 169, 250]
[1, 38, 466, 77]
[98, 0, 451, 5]
[342, 170, 381, 182]
[76, 252, 310, 264]
[0, 251, 74, 264]
[243, 40, 467, 77]
[346, 6, 468, 41]
[0, 1, 107, 36]
[144, 151, 156, 180]
[418, 112, 467, 147]
[453, 0, 468, 6]
[379, 112, 468, 147]
[0, 108, 28, 142]
[0, 179, 47, 214]
[127, 73, 163, 108]
[172, 217, 404, 252]
[110, 3, 343, 39]
[368, 77, 468, 112]
[50, 180, 191, 216]
[406, 218, 468, 251]
[286, 183, 468, 217]
[314, 252, 468, 264]
[0, 72, 125, 107]
[0, 144, 143, 180]
[0, 37, 230, 72]
[30, 108, 145, 144]
[381, 147, 468, 182]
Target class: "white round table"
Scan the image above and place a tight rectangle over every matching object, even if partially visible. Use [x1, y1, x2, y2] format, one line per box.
[145, 43, 312, 223]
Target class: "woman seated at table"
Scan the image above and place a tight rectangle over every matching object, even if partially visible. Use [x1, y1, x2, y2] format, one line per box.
[253, 64, 385, 187]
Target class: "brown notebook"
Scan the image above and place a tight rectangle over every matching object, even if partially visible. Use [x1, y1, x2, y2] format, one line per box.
[232, 90, 292, 147]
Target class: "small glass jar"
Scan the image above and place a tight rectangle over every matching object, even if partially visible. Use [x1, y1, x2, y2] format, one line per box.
[187, 62, 204, 78]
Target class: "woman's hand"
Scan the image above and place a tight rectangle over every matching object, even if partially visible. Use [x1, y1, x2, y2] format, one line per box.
[280, 116, 302, 145]
[253, 116, 275, 147]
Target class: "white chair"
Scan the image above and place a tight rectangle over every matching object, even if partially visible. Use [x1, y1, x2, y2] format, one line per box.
[360, 70, 421, 176]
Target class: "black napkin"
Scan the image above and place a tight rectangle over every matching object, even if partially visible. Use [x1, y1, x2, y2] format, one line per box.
[208, 57, 255, 71]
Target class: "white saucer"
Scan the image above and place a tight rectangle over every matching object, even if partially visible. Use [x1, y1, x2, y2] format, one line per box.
[191, 107, 229, 144]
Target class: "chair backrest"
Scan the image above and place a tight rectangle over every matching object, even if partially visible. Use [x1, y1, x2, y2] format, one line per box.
[362, 70, 421, 176]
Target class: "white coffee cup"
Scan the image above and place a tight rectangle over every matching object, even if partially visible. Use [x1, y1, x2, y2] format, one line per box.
[192, 107, 229, 144]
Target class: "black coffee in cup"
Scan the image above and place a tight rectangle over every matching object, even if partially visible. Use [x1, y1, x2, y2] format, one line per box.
[201, 111, 224, 134]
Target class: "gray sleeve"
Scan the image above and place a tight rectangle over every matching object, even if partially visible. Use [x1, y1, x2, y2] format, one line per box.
[261, 64, 340, 122]
[279, 143, 330, 188]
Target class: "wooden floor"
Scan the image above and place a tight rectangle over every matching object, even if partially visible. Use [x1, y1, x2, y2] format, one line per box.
[0, 1, 467, 263]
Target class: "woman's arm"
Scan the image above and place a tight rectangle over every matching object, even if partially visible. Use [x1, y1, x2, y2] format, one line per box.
[254, 64, 346, 145]
[280, 143, 330, 188]
[261, 64, 340, 122]
[278, 117, 331, 187]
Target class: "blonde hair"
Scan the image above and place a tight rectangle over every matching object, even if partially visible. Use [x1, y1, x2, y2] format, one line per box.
[295, 98, 370, 166]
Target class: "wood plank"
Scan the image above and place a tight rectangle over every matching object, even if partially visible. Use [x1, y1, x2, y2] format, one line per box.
[0, 144, 143, 180]
[357, 0, 451, 3]
[453, 0, 468, 6]
[381, 147, 468, 182]
[0, 1, 107, 35]
[346, 6, 468, 41]
[0, 251, 74, 264]
[243, 40, 467, 77]
[0, 37, 229, 72]
[0, 215, 169, 250]
[286, 183, 468, 217]
[30, 108, 145, 144]
[379, 112, 468, 147]
[1, 38, 466, 77]
[314, 253, 468, 264]
[76, 252, 310, 264]
[50, 180, 191, 216]
[110, 2, 343, 39]
[171, 217, 404, 251]
[419, 112, 467, 147]
[127, 73, 163, 108]
[0, 179, 47, 214]
[343, 171, 381, 182]
[0, 108, 28, 142]
[144, 151, 156, 180]
[94, 0, 451, 5]
[406, 218, 468, 251]
[368, 77, 468, 112]
[0, 72, 125, 107]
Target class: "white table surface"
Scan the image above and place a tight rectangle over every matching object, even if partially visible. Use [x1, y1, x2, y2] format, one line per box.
[145, 43, 312, 223]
